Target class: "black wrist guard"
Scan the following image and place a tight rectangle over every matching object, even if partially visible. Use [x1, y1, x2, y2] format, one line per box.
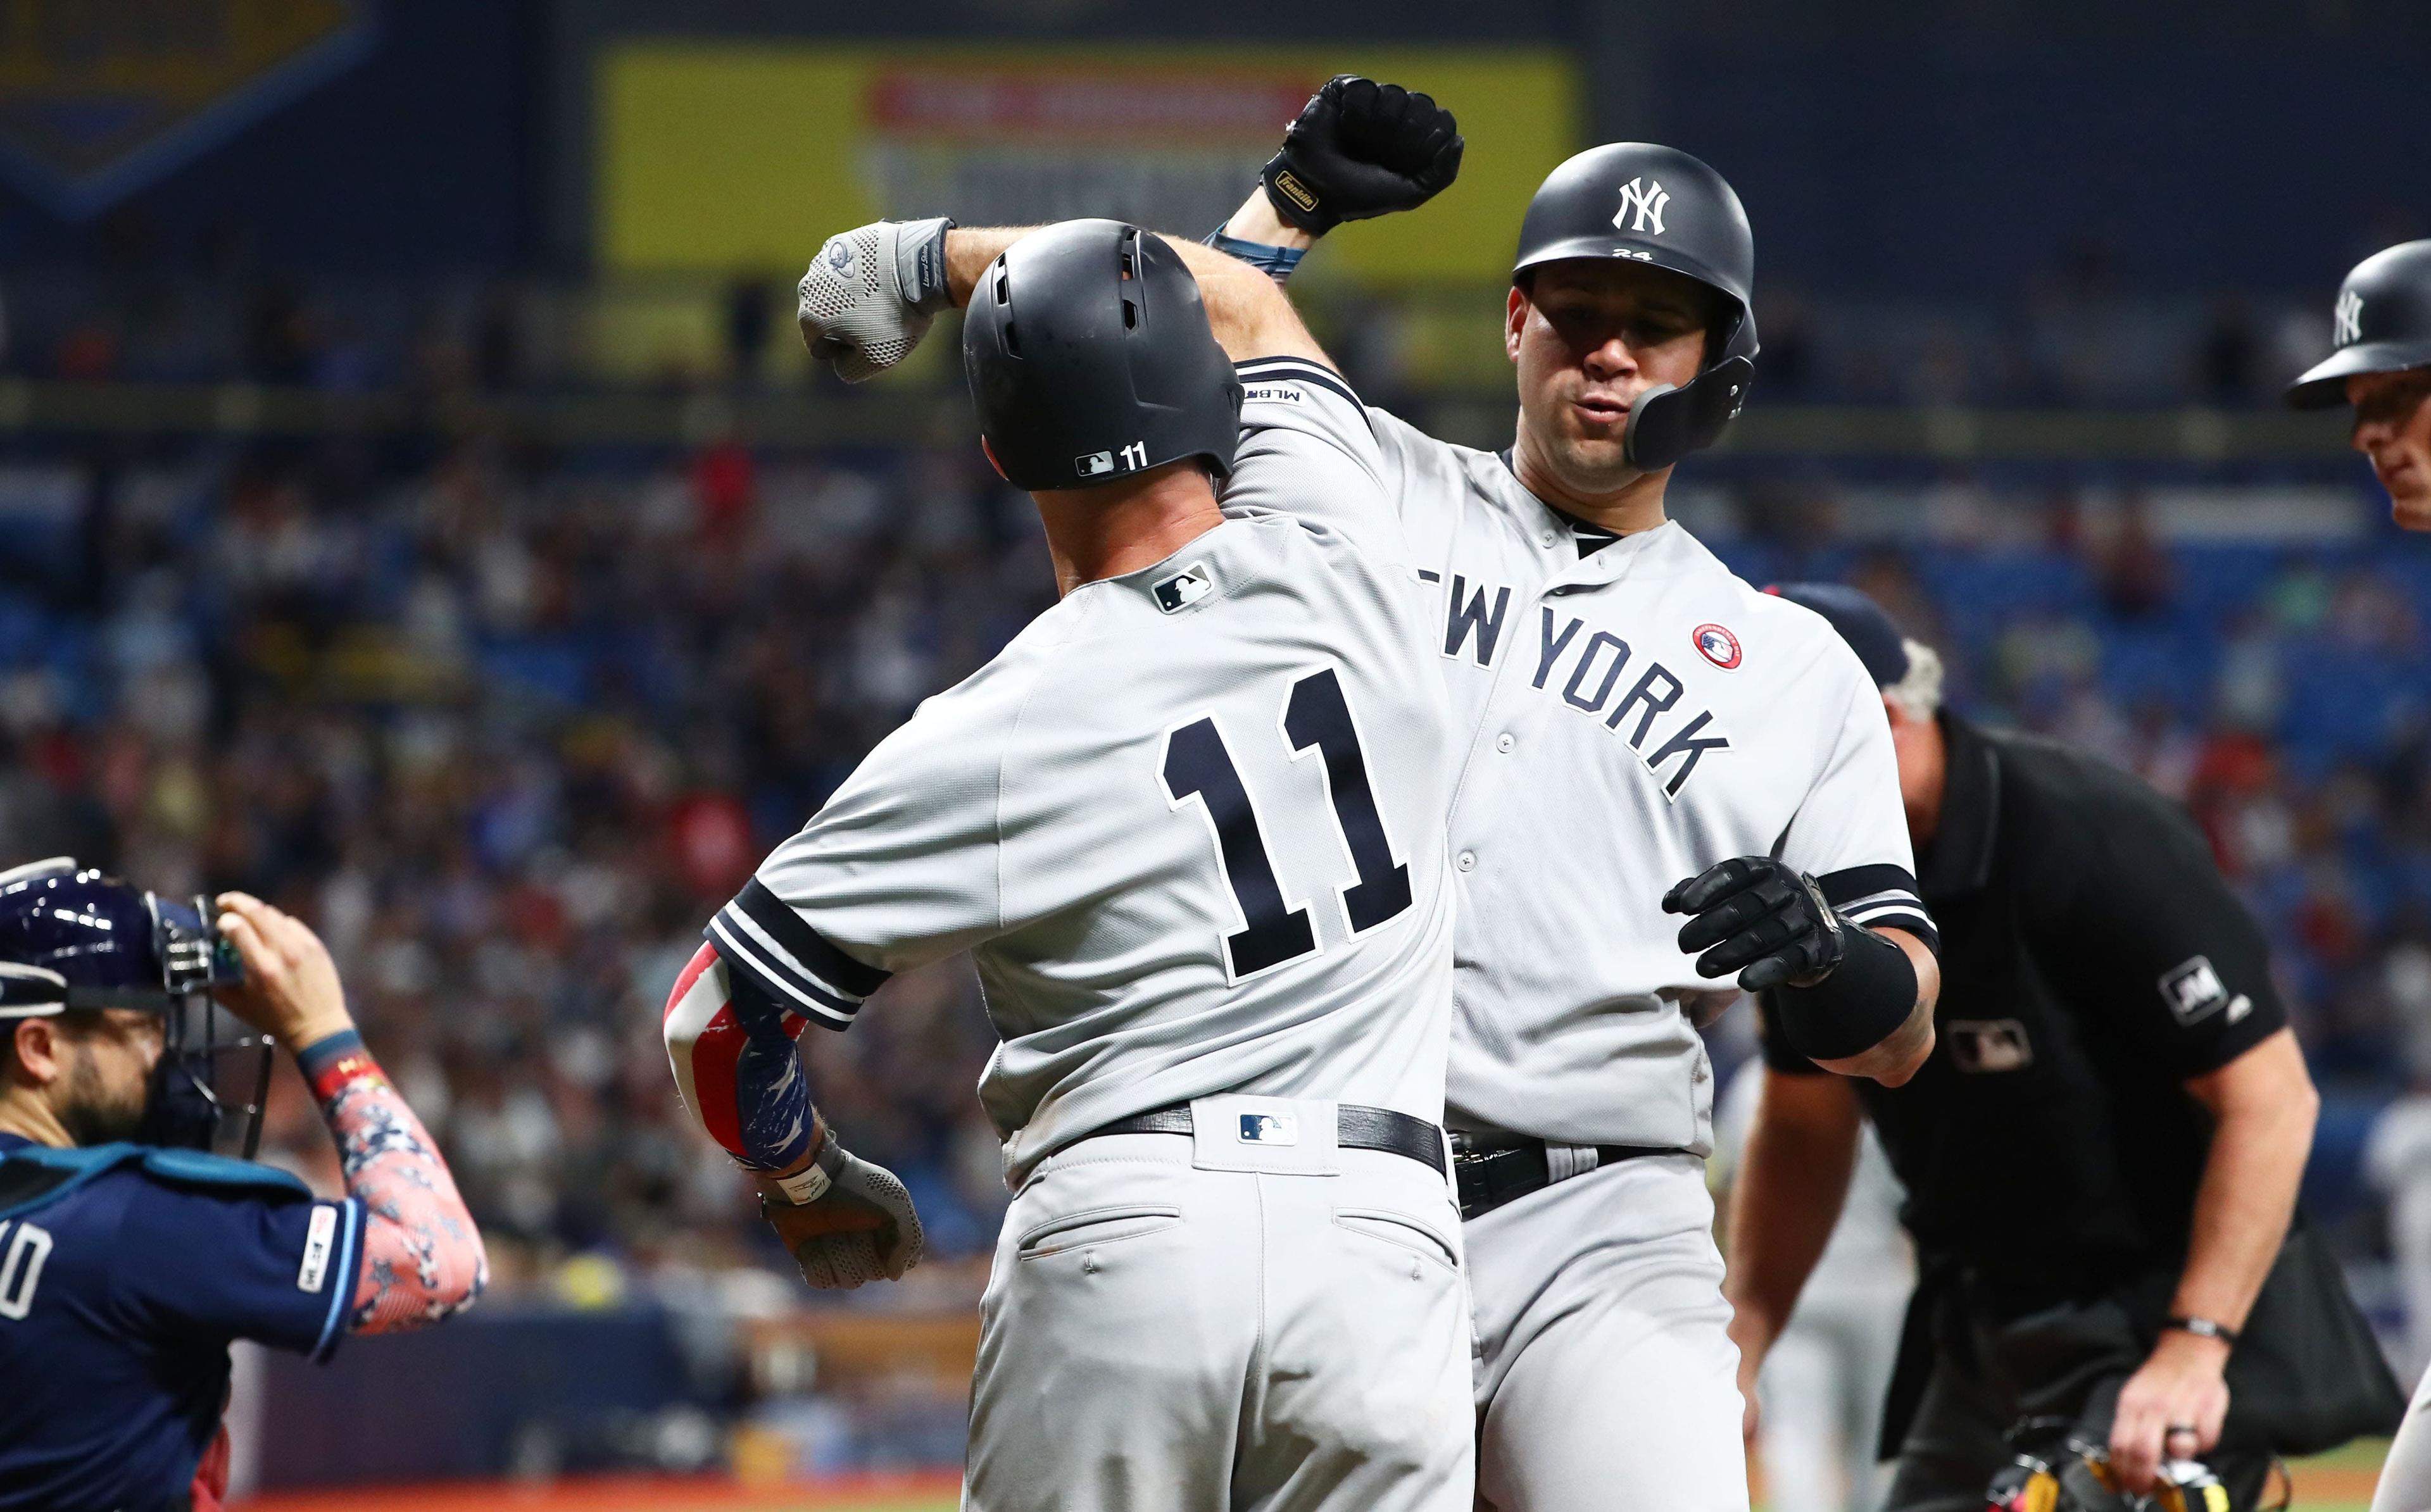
[1769, 922, 1918, 1061]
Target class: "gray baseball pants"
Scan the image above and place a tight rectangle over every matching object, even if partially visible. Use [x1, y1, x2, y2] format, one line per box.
[964, 1097, 1474, 1512]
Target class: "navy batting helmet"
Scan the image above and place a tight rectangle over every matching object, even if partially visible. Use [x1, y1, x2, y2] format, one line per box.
[2287, 240, 2431, 409]
[0, 858, 268, 1156]
[1513, 143, 1757, 472]
[962, 220, 1243, 493]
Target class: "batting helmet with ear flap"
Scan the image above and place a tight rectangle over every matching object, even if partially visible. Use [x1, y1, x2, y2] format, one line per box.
[962, 220, 1243, 493]
[1513, 142, 1758, 472]
[2286, 240, 2431, 409]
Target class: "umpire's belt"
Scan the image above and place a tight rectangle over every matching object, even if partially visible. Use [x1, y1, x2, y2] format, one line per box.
[1090, 1103, 1447, 1176]
[1451, 1135, 1685, 1220]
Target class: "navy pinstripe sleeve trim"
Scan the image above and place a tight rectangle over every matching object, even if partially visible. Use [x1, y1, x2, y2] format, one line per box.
[704, 913, 860, 1027]
[731, 878, 891, 997]
[1235, 358, 1367, 418]
[310, 1197, 362, 1361]
[1818, 863, 1938, 953]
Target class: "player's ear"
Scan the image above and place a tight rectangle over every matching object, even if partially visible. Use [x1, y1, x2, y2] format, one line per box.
[1505, 285, 1528, 365]
[979, 435, 1007, 482]
[8, 1016, 63, 1088]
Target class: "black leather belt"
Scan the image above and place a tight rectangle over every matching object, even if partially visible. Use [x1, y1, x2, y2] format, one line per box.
[1450, 1135, 1685, 1220]
[1091, 1103, 1447, 1176]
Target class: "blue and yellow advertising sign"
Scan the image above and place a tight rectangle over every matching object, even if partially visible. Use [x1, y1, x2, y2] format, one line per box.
[598, 45, 1582, 286]
[0, 0, 374, 216]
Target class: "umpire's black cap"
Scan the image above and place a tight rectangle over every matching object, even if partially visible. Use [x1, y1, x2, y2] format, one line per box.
[962, 220, 1243, 492]
[1764, 582, 1911, 688]
[1512, 144, 1757, 472]
[2287, 240, 2431, 409]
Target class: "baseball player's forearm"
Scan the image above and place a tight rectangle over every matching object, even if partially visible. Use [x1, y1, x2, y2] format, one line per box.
[296, 1030, 488, 1334]
[1806, 927, 1939, 1087]
[2171, 1028, 2316, 1332]
[943, 225, 1329, 368]
[1218, 191, 1317, 259]
[1722, 1069, 1864, 1365]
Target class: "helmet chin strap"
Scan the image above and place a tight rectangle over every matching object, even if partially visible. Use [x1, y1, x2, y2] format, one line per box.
[1620, 355, 1756, 473]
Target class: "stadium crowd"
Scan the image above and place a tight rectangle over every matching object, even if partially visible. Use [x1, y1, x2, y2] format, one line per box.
[0, 423, 2423, 1302]
[0, 249, 2423, 1302]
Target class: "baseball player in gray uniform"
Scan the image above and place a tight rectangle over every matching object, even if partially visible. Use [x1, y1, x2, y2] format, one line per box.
[665, 218, 1474, 1511]
[793, 82, 1943, 1512]
[2287, 239, 2431, 1512]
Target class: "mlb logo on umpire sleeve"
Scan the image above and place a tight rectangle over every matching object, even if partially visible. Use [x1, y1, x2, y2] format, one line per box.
[2159, 956, 2230, 1025]
[297, 1204, 338, 1294]
[1153, 564, 1214, 614]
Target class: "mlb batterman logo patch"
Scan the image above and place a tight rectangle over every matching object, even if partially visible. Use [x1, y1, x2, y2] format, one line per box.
[1153, 563, 1214, 613]
[1692, 623, 1742, 670]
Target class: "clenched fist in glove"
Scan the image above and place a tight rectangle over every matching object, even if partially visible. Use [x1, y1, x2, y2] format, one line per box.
[1665, 856, 1845, 992]
[1261, 75, 1465, 237]
[755, 1117, 926, 1290]
[796, 216, 956, 384]
[1664, 855, 1925, 1065]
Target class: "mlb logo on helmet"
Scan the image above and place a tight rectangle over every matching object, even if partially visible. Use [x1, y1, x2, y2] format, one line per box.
[1237, 1111, 1298, 1147]
[1692, 623, 1742, 670]
[1076, 451, 1116, 477]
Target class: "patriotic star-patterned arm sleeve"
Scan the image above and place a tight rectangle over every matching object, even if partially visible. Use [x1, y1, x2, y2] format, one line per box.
[296, 1031, 489, 1335]
[667, 696, 1010, 1170]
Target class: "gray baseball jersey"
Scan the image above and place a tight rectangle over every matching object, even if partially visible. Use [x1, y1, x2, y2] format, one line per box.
[708, 361, 1458, 1184]
[1364, 411, 1935, 1155]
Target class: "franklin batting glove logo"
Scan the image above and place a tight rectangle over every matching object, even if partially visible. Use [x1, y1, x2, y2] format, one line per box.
[1612, 176, 1670, 235]
[1271, 170, 1320, 217]
[2335, 289, 2364, 347]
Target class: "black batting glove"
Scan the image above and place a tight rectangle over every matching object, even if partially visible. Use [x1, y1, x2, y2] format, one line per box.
[1260, 75, 1465, 236]
[1662, 856, 1847, 993]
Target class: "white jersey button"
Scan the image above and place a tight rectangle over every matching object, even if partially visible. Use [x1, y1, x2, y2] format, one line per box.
[1495, 732, 1516, 753]
[1456, 850, 1478, 872]
[1539, 528, 1559, 547]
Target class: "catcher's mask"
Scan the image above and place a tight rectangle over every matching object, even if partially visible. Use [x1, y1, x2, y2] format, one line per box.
[0, 858, 270, 1158]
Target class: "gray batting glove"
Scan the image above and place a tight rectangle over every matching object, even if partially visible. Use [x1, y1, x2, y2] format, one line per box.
[753, 1134, 926, 1290]
[796, 216, 956, 384]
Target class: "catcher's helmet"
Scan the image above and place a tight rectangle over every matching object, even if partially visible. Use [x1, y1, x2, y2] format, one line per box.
[2287, 239, 2431, 409]
[963, 220, 1243, 492]
[0, 858, 269, 1156]
[1513, 142, 1757, 472]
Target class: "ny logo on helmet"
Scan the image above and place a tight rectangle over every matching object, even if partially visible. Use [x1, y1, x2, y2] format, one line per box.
[2335, 289, 2364, 347]
[1612, 177, 1669, 236]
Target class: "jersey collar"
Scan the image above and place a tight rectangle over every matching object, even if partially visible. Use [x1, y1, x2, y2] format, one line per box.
[1918, 711, 2001, 900]
[1492, 448, 1688, 589]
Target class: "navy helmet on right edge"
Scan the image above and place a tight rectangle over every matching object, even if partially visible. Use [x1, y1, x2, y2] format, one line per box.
[2286, 240, 2431, 409]
[1513, 142, 1758, 472]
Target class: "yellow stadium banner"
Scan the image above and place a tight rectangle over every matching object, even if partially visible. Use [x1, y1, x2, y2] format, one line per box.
[598, 45, 1581, 286]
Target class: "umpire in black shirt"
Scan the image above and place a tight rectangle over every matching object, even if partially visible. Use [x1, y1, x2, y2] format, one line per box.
[1723, 585, 2399, 1511]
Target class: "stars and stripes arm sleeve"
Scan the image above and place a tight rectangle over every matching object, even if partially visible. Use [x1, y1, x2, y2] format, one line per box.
[665, 689, 1010, 1169]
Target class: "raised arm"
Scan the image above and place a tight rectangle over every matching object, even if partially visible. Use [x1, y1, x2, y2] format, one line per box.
[939, 225, 1327, 367]
[795, 77, 1461, 385]
[211, 893, 486, 1334]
